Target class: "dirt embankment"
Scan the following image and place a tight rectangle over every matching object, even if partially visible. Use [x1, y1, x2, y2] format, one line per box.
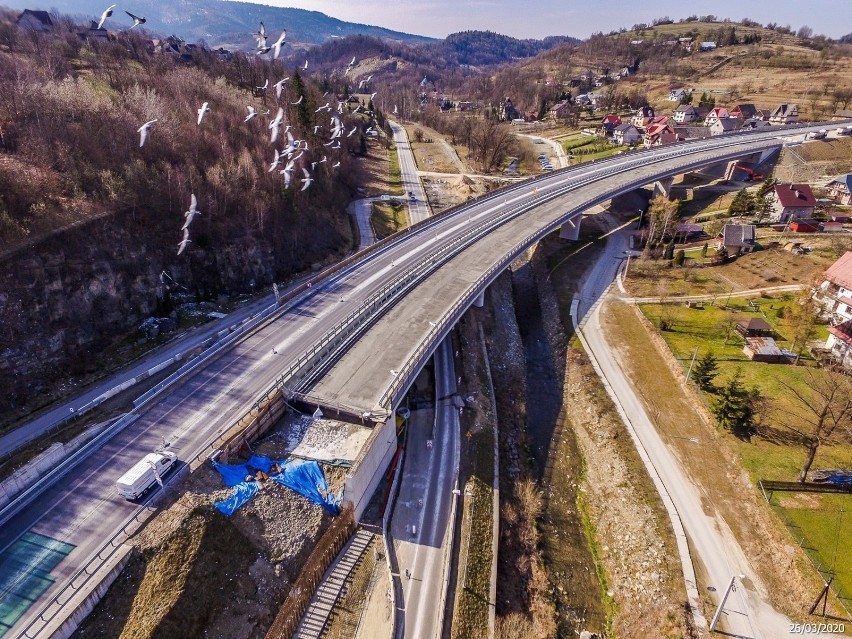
[74, 429, 341, 639]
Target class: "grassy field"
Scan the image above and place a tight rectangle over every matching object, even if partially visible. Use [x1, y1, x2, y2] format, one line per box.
[370, 201, 408, 239]
[387, 145, 403, 196]
[636, 298, 852, 610]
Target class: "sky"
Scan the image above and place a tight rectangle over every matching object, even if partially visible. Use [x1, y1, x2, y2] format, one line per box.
[241, 0, 851, 40]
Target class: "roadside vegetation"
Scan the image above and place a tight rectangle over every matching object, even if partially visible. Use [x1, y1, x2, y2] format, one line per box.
[370, 201, 408, 239]
[387, 145, 404, 195]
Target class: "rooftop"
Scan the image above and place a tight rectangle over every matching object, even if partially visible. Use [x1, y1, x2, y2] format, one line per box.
[774, 183, 816, 208]
[825, 251, 852, 291]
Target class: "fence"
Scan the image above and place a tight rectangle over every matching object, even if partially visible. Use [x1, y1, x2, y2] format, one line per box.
[264, 506, 357, 639]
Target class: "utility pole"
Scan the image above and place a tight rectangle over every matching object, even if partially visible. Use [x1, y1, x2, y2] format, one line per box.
[685, 347, 700, 383]
[710, 574, 745, 632]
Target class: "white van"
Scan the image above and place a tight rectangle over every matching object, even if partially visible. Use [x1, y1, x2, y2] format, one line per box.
[116, 451, 177, 500]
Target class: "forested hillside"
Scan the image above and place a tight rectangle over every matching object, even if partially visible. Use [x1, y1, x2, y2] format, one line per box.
[0, 9, 364, 415]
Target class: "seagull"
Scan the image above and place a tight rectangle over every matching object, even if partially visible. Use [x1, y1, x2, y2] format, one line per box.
[125, 10, 146, 29]
[300, 167, 313, 191]
[252, 22, 267, 47]
[177, 229, 191, 256]
[257, 79, 268, 91]
[318, 155, 327, 164]
[271, 30, 287, 59]
[197, 102, 210, 125]
[269, 107, 284, 143]
[302, 59, 308, 70]
[370, 92, 377, 101]
[268, 149, 281, 172]
[291, 95, 303, 105]
[291, 150, 304, 161]
[366, 126, 374, 134]
[331, 161, 340, 168]
[97, 4, 115, 29]
[393, 105, 398, 115]
[331, 141, 341, 149]
[315, 103, 330, 113]
[348, 56, 356, 66]
[322, 91, 329, 98]
[244, 105, 258, 122]
[183, 193, 202, 228]
[358, 79, 367, 89]
[281, 160, 295, 188]
[346, 126, 357, 137]
[313, 125, 320, 134]
[273, 77, 289, 99]
[337, 102, 344, 113]
[311, 161, 318, 171]
[137, 119, 157, 147]
[256, 44, 272, 55]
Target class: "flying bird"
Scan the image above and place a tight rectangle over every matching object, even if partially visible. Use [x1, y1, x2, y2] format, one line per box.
[302, 60, 308, 70]
[370, 92, 377, 101]
[273, 77, 289, 99]
[358, 79, 367, 89]
[315, 103, 330, 113]
[177, 229, 191, 256]
[256, 45, 272, 55]
[183, 193, 202, 228]
[268, 149, 281, 172]
[393, 104, 398, 115]
[346, 126, 357, 137]
[244, 105, 258, 122]
[291, 95, 303, 105]
[300, 167, 313, 191]
[257, 79, 269, 91]
[348, 56, 356, 66]
[281, 160, 295, 188]
[137, 119, 157, 147]
[313, 125, 320, 134]
[269, 107, 284, 143]
[253, 22, 267, 47]
[125, 10, 146, 29]
[271, 30, 287, 59]
[197, 102, 210, 125]
[331, 161, 340, 168]
[97, 4, 115, 29]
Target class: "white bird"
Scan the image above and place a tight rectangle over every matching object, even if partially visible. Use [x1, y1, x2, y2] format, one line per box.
[271, 30, 287, 59]
[358, 79, 367, 89]
[177, 229, 191, 256]
[256, 45, 272, 55]
[97, 4, 115, 29]
[273, 77, 289, 99]
[322, 91, 329, 98]
[197, 102, 210, 125]
[323, 139, 336, 147]
[302, 59, 308, 70]
[183, 193, 202, 228]
[318, 155, 327, 164]
[365, 126, 374, 134]
[245, 105, 259, 122]
[268, 149, 280, 172]
[257, 79, 268, 91]
[346, 126, 357, 137]
[291, 150, 304, 161]
[125, 10, 146, 29]
[137, 119, 157, 147]
[393, 104, 398, 115]
[300, 167, 313, 191]
[313, 125, 320, 134]
[315, 102, 330, 113]
[331, 141, 341, 149]
[253, 22, 267, 47]
[348, 56, 356, 66]
[281, 160, 295, 187]
[370, 92, 377, 101]
[311, 161, 318, 171]
[291, 95, 303, 105]
[337, 102, 344, 114]
[331, 160, 340, 168]
[269, 107, 284, 143]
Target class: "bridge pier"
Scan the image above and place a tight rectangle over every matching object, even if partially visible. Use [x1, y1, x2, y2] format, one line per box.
[653, 177, 674, 198]
[472, 290, 485, 308]
[559, 216, 581, 241]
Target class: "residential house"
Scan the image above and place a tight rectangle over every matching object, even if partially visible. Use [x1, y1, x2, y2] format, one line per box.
[704, 107, 731, 127]
[16, 9, 53, 32]
[675, 222, 703, 242]
[825, 319, 852, 369]
[827, 175, 852, 205]
[717, 224, 756, 255]
[79, 23, 110, 43]
[631, 105, 655, 128]
[743, 337, 785, 362]
[770, 103, 799, 124]
[822, 221, 844, 233]
[673, 104, 699, 124]
[456, 101, 474, 112]
[814, 251, 852, 324]
[643, 123, 679, 147]
[730, 104, 758, 120]
[710, 117, 738, 135]
[832, 110, 852, 121]
[694, 106, 710, 121]
[500, 97, 520, 122]
[675, 125, 712, 141]
[612, 123, 641, 146]
[599, 114, 622, 136]
[769, 183, 816, 222]
[574, 94, 592, 107]
[548, 100, 572, 119]
[740, 118, 772, 130]
[668, 88, 687, 102]
[736, 317, 773, 338]
[678, 37, 693, 49]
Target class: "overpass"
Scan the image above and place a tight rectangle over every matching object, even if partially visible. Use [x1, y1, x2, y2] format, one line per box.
[1, 121, 840, 638]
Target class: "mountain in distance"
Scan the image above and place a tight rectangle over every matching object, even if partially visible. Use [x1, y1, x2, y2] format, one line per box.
[1, 0, 438, 47]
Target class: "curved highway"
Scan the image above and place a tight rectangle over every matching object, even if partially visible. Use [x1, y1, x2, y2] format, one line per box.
[1, 121, 842, 638]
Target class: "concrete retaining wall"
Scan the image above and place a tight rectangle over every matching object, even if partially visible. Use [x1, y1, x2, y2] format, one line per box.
[345, 418, 398, 521]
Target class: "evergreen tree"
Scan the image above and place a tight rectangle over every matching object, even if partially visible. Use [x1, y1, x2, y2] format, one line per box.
[290, 70, 313, 129]
[711, 369, 758, 436]
[664, 239, 675, 260]
[728, 188, 754, 216]
[701, 242, 709, 258]
[692, 351, 718, 391]
[674, 248, 685, 266]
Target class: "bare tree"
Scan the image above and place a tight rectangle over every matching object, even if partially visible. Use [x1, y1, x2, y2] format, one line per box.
[779, 369, 852, 482]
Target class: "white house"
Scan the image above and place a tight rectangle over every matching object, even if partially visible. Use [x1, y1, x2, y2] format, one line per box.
[815, 252, 852, 329]
[704, 107, 731, 127]
[612, 123, 641, 146]
[770, 103, 799, 125]
[668, 88, 687, 102]
[769, 183, 816, 223]
[710, 118, 738, 136]
[673, 104, 699, 124]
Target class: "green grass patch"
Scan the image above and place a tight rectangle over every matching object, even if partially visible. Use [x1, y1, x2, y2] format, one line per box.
[387, 146, 403, 196]
[370, 201, 408, 239]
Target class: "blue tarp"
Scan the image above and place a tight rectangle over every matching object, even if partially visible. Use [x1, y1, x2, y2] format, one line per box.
[213, 481, 259, 516]
[212, 456, 340, 515]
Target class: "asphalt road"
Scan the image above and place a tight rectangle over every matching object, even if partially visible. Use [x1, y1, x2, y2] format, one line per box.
[2, 121, 841, 637]
[579, 231, 843, 638]
[390, 337, 459, 639]
[389, 120, 430, 223]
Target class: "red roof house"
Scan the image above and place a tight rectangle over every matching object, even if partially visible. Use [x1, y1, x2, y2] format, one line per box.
[770, 183, 816, 223]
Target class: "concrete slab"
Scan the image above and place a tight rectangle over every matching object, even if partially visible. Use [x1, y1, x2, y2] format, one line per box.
[286, 415, 373, 466]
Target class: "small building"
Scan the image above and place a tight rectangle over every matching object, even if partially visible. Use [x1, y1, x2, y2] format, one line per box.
[710, 117, 738, 136]
[717, 224, 756, 255]
[770, 103, 799, 125]
[16, 9, 53, 32]
[740, 118, 772, 130]
[822, 221, 844, 233]
[500, 97, 520, 122]
[769, 183, 816, 223]
[675, 125, 712, 141]
[704, 107, 731, 127]
[730, 104, 758, 120]
[612, 123, 641, 146]
[815, 252, 852, 323]
[643, 123, 678, 147]
[737, 317, 773, 337]
[456, 101, 473, 112]
[599, 113, 622, 136]
[825, 318, 852, 370]
[743, 336, 785, 362]
[789, 219, 820, 233]
[673, 104, 699, 124]
[675, 222, 703, 242]
[631, 105, 655, 128]
[548, 100, 572, 119]
[827, 175, 852, 205]
[669, 88, 687, 102]
[831, 213, 851, 223]
[831, 110, 852, 121]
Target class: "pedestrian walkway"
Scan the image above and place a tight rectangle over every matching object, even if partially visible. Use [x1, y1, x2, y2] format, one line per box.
[293, 528, 375, 638]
